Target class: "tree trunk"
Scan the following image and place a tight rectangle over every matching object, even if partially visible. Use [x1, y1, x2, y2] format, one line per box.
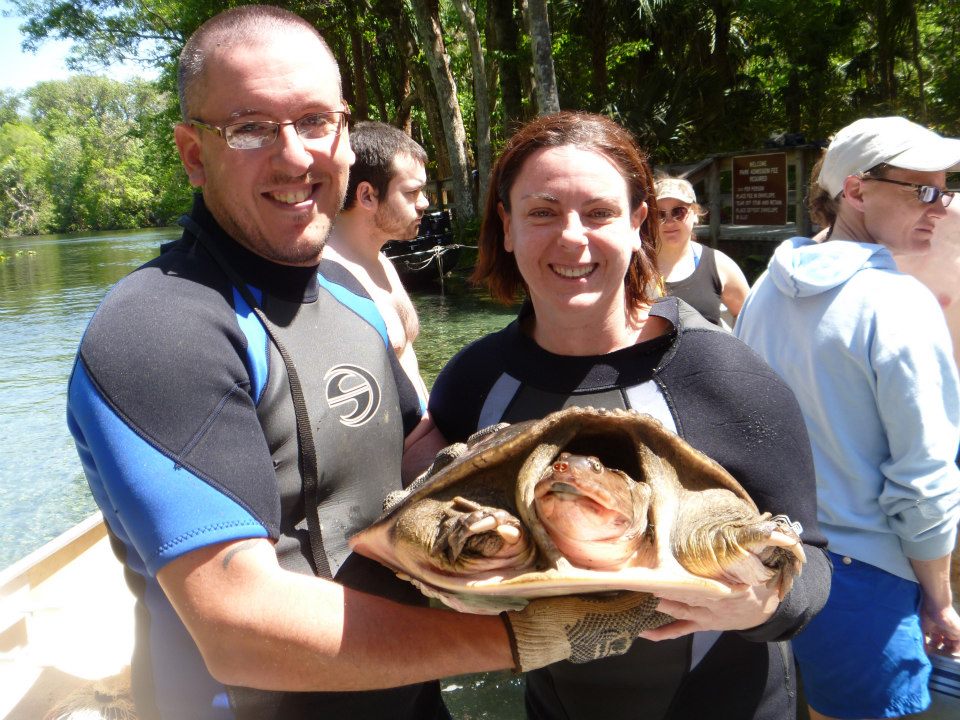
[327, 34, 355, 113]
[583, 0, 608, 109]
[711, 0, 735, 86]
[452, 0, 492, 210]
[908, 0, 927, 122]
[377, 0, 414, 132]
[346, 6, 370, 119]
[395, 13, 450, 180]
[393, 91, 416, 133]
[409, 0, 476, 221]
[413, 75, 450, 181]
[487, 0, 525, 129]
[785, 67, 802, 132]
[364, 32, 390, 121]
[525, 0, 560, 115]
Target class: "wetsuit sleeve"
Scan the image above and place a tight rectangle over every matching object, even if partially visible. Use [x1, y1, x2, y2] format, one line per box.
[67, 262, 279, 576]
[659, 326, 830, 641]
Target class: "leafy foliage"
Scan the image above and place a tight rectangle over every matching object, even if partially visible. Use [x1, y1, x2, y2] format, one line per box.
[2, 0, 960, 236]
[0, 75, 189, 237]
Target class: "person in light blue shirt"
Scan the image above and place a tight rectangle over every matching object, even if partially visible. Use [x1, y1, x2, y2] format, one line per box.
[736, 116, 960, 720]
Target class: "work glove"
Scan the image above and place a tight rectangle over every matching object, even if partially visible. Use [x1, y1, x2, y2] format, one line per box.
[501, 591, 672, 672]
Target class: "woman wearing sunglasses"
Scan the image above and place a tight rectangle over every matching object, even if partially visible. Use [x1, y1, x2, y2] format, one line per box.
[654, 177, 749, 327]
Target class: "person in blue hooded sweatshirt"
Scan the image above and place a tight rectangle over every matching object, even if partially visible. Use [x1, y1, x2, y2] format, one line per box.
[735, 116, 960, 720]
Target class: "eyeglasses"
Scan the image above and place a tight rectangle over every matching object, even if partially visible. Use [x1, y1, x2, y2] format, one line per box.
[859, 176, 955, 208]
[658, 206, 691, 223]
[189, 108, 351, 150]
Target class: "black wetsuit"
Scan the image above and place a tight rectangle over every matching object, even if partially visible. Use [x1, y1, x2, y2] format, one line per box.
[665, 245, 723, 325]
[67, 196, 442, 720]
[429, 297, 831, 720]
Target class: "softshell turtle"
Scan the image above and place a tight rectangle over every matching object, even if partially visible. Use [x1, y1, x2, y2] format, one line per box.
[350, 407, 805, 614]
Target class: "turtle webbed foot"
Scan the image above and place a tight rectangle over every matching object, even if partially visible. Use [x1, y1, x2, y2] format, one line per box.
[716, 514, 806, 598]
[679, 513, 805, 599]
[756, 514, 806, 597]
[433, 496, 532, 569]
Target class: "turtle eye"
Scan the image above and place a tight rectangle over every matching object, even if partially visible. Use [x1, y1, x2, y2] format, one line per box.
[588, 458, 603, 473]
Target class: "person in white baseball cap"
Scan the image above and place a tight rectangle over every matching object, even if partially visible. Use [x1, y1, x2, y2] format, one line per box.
[817, 116, 960, 199]
[735, 116, 960, 720]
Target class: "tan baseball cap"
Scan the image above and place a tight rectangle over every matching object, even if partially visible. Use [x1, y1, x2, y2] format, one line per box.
[655, 177, 696, 204]
[818, 116, 960, 198]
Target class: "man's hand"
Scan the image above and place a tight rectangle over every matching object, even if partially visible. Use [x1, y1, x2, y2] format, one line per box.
[502, 592, 670, 672]
[638, 579, 780, 642]
[922, 600, 960, 657]
[911, 554, 960, 657]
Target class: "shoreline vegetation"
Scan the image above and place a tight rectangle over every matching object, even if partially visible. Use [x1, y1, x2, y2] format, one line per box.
[0, 76, 189, 239]
[3, 1, 960, 239]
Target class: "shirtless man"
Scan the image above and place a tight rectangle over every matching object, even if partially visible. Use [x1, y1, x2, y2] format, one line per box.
[325, 121, 430, 406]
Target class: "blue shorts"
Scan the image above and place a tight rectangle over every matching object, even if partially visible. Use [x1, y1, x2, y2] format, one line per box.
[793, 552, 930, 718]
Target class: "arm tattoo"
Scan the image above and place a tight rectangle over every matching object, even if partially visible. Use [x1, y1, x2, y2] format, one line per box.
[222, 539, 258, 570]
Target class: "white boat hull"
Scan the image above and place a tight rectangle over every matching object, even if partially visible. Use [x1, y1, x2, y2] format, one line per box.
[0, 513, 134, 718]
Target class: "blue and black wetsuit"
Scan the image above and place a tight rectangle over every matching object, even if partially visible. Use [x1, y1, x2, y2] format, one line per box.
[429, 298, 831, 720]
[67, 196, 440, 720]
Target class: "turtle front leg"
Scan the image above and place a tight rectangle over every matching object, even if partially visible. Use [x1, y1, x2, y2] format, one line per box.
[433, 496, 535, 571]
[674, 501, 806, 599]
[727, 514, 806, 598]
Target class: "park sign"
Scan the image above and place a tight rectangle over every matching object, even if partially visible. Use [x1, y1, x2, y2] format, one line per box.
[732, 153, 787, 225]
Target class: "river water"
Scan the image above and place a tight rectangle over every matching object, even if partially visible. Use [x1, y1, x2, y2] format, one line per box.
[0, 226, 524, 716]
[0, 226, 521, 567]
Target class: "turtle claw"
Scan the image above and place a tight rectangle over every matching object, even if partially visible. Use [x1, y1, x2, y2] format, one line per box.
[739, 514, 805, 598]
[434, 496, 530, 567]
[468, 515, 499, 534]
[679, 512, 806, 598]
[497, 524, 522, 543]
[756, 515, 806, 564]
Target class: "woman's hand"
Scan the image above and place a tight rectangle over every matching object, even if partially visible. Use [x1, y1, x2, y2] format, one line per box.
[638, 579, 780, 641]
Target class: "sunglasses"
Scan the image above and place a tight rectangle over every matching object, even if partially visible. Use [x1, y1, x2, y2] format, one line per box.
[658, 206, 691, 223]
[859, 176, 955, 208]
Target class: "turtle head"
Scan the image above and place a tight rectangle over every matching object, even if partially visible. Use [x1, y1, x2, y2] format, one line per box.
[533, 453, 652, 570]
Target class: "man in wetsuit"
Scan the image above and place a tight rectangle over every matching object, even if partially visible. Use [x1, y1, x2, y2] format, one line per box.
[66, 6, 654, 719]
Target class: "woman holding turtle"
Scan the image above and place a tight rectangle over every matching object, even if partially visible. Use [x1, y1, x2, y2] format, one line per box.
[410, 111, 830, 720]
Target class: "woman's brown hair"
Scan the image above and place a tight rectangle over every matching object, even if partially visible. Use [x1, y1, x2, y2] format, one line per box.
[807, 153, 839, 232]
[471, 111, 660, 307]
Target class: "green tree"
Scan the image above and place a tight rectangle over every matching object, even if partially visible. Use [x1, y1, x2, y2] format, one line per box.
[922, 1, 960, 133]
[0, 90, 23, 125]
[5, 75, 185, 234]
[11, 0, 960, 232]
[0, 122, 53, 235]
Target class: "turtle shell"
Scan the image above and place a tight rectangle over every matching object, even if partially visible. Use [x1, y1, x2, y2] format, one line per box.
[349, 406, 803, 613]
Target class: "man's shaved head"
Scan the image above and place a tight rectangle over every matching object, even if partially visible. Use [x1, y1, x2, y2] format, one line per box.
[178, 5, 339, 122]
